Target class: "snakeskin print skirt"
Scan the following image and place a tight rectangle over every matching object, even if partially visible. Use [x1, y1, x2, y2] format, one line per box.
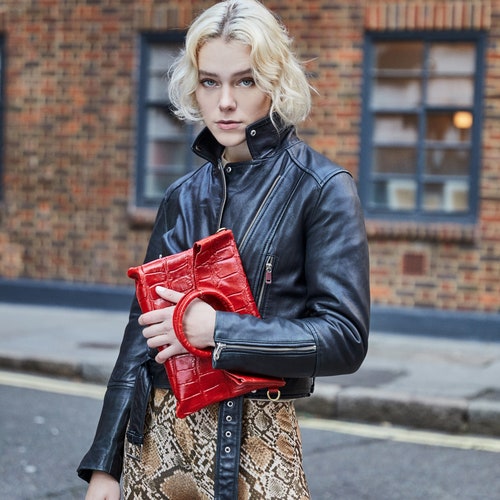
[123, 388, 310, 499]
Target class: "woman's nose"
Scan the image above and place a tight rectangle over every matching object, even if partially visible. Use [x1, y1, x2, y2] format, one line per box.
[219, 85, 236, 111]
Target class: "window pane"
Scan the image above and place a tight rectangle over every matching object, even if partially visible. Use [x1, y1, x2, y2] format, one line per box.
[149, 45, 179, 71]
[370, 179, 417, 210]
[147, 44, 182, 101]
[423, 182, 443, 211]
[145, 171, 183, 199]
[425, 148, 470, 176]
[144, 141, 187, 199]
[372, 77, 421, 109]
[147, 140, 185, 171]
[429, 43, 475, 74]
[370, 180, 388, 208]
[423, 181, 469, 212]
[147, 108, 182, 137]
[444, 180, 469, 212]
[374, 42, 424, 71]
[145, 110, 186, 168]
[374, 114, 419, 143]
[426, 112, 472, 144]
[373, 147, 417, 175]
[387, 179, 417, 210]
[148, 74, 168, 101]
[427, 77, 474, 106]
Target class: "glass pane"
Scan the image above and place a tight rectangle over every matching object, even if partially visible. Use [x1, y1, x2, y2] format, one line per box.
[370, 179, 417, 210]
[372, 77, 421, 109]
[426, 112, 472, 144]
[150, 45, 180, 71]
[374, 114, 419, 143]
[445, 180, 469, 212]
[147, 44, 183, 101]
[147, 108, 183, 138]
[423, 181, 469, 212]
[429, 43, 475, 74]
[370, 180, 388, 208]
[423, 182, 443, 211]
[145, 171, 184, 199]
[148, 74, 169, 101]
[374, 42, 424, 71]
[373, 147, 417, 175]
[425, 148, 470, 176]
[427, 77, 474, 106]
[147, 140, 186, 170]
[387, 179, 417, 210]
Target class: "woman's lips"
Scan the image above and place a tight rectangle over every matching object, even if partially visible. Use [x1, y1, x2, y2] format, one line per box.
[216, 120, 241, 130]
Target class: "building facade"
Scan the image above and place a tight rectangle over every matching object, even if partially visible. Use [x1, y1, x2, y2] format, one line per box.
[0, 0, 499, 338]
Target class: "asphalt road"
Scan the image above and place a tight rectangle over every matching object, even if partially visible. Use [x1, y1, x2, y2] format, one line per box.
[1, 371, 500, 499]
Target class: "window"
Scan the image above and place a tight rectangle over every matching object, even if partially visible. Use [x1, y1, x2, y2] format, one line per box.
[136, 34, 203, 208]
[359, 33, 485, 222]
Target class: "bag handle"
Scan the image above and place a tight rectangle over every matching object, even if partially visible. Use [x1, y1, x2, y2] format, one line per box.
[172, 288, 235, 358]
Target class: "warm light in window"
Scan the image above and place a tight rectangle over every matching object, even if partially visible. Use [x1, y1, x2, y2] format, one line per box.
[453, 111, 473, 129]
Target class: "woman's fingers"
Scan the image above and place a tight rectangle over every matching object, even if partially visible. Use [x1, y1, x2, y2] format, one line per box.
[155, 286, 184, 304]
[138, 288, 184, 327]
[155, 343, 186, 363]
[138, 286, 214, 361]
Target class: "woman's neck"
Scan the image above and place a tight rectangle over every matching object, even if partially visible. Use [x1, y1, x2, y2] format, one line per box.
[223, 142, 252, 163]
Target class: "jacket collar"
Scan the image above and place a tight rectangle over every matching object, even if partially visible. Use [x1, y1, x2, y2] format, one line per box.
[192, 114, 293, 165]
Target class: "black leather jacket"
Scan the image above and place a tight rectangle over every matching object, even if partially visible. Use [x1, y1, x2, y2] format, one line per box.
[78, 116, 370, 483]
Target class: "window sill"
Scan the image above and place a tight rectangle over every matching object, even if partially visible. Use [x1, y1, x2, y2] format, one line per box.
[365, 219, 478, 243]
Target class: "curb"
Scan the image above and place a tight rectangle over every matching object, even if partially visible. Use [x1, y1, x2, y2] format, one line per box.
[2, 357, 500, 438]
[294, 383, 500, 438]
[0, 356, 113, 385]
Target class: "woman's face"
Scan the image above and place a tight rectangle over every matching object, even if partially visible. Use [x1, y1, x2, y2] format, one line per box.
[195, 38, 271, 162]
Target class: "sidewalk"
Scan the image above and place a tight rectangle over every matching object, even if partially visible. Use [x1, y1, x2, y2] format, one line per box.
[1, 302, 500, 437]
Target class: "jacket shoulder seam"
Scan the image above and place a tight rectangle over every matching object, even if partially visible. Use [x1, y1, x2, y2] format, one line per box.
[285, 143, 352, 187]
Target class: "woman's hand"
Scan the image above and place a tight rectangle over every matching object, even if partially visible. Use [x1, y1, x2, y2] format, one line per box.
[85, 471, 120, 500]
[139, 286, 216, 364]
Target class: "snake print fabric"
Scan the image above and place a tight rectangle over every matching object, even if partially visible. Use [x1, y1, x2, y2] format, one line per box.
[123, 389, 310, 499]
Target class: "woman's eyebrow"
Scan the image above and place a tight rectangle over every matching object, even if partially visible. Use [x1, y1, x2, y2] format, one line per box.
[198, 68, 253, 78]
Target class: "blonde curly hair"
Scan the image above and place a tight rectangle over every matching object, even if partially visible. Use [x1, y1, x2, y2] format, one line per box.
[168, 0, 312, 128]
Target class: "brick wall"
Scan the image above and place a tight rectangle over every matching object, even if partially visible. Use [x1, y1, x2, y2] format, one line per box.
[0, 0, 499, 316]
[1, 0, 142, 283]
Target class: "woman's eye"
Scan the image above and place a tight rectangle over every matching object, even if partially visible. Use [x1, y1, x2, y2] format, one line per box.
[239, 78, 255, 87]
[201, 79, 217, 88]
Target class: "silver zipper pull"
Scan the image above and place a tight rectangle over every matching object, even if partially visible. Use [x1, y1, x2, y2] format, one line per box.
[265, 260, 273, 284]
[213, 342, 227, 361]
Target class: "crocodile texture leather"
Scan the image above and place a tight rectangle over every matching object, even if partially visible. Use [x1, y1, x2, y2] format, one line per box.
[127, 229, 284, 418]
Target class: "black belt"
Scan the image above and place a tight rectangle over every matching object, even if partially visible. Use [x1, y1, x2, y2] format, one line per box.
[214, 396, 244, 500]
[149, 359, 314, 399]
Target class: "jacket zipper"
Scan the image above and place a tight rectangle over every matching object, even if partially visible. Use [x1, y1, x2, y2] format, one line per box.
[213, 342, 316, 361]
[256, 255, 274, 310]
[239, 174, 282, 251]
[216, 160, 228, 231]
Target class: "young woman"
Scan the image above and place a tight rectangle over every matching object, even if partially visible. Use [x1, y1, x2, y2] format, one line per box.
[79, 1, 370, 498]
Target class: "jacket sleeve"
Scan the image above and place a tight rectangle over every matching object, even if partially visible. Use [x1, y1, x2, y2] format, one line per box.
[212, 171, 370, 379]
[77, 198, 168, 483]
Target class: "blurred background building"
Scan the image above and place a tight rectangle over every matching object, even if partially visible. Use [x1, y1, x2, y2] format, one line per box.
[0, 0, 498, 339]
